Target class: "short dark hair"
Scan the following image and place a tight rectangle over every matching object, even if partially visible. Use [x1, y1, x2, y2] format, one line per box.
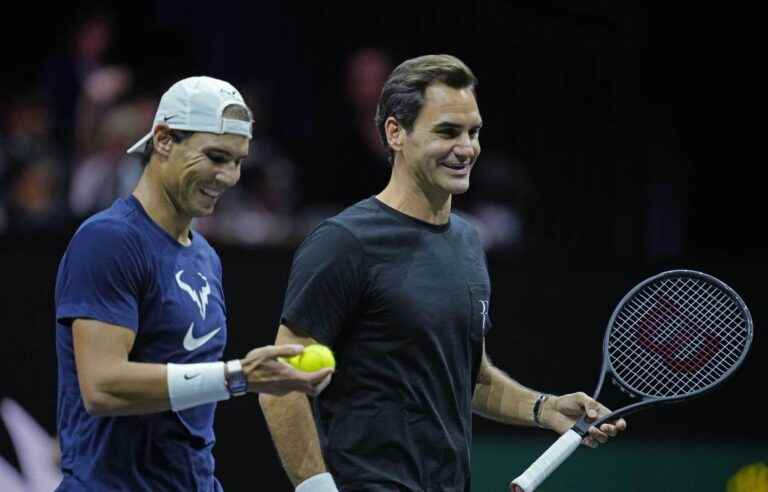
[374, 54, 478, 163]
[141, 130, 192, 165]
[140, 104, 251, 165]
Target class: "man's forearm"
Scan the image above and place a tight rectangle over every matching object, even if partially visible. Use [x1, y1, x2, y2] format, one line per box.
[79, 359, 172, 416]
[82, 358, 235, 417]
[259, 392, 328, 486]
[472, 362, 541, 427]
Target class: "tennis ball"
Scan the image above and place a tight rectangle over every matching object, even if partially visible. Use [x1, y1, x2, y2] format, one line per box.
[286, 344, 336, 372]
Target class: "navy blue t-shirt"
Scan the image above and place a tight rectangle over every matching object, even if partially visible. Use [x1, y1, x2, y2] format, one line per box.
[282, 197, 492, 492]
[55, 196, 227, 491]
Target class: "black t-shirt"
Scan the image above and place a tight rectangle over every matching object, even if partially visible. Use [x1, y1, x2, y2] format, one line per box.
[282, 197, 492, 492]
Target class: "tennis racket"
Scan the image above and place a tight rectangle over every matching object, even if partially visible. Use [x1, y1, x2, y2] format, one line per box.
[510, 269, 753, 492]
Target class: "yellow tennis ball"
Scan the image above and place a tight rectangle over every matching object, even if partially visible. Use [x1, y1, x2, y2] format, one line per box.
[727, 462, 768, 492]
[286, 344, 336, 372]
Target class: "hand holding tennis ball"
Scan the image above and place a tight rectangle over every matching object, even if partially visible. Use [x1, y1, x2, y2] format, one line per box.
[285, 344, 336, 372]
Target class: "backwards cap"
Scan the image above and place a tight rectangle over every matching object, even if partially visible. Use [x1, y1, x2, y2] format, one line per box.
[126, 76, 252, 154]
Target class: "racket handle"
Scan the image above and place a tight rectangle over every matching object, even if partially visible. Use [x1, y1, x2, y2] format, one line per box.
[509, 429, 582, 492]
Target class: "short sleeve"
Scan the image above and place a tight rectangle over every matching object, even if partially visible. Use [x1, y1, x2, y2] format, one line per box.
[55, 220, 147, 331]
[281, 221, 366, 345]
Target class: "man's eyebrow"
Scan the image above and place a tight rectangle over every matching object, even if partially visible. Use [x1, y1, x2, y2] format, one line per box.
[433, 121, 462, 129]
[433, 121, 483, 130]
[204, 147, 248, 160]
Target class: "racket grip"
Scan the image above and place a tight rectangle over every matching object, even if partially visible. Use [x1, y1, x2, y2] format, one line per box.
[509, 429, 582, 492]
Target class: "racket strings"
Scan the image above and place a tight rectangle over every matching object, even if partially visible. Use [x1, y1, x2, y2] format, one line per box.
[608, 276, 749, 398]
[618, 281, 740, 394]
[615, 279, 745, 394]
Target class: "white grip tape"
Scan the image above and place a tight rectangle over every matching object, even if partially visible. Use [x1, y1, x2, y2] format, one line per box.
[510, 429, 582, 492]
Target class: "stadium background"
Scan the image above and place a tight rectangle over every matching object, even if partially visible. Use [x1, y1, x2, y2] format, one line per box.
[1, 2, 764, 490]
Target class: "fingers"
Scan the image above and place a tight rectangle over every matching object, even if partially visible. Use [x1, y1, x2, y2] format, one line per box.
[598, 418, 627, 436]
[249, 344, 305, 361]
[242, 341, 340, 397]
[581, 431, 613, 448]
[552, 392, 628, 449]
[268, 343, 307, 358]
[304, 367, 334, 383]
[309, 372, 334, 396]
[582, 417, 627, 448]
[297, 367, 334, 395]
[252, 360, 335, 396]
[582, 436, 598, 449]
[599, 423, 618, 437]
[573, 393, 627, 448]
[588, 425, 610, 445]
[291, 368, 333, 396]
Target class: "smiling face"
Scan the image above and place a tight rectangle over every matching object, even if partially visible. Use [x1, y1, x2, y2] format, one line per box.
[392, 82, 482, 197]
[159, 130, 249, 218]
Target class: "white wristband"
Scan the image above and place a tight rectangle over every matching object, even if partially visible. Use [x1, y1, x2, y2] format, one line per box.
[295, 472, 338, 492]
[167, 362, 230, 411]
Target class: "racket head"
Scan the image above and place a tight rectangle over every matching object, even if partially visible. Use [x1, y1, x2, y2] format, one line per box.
[603, 269, 753, 403]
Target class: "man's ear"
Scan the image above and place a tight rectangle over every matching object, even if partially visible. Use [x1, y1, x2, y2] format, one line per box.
[152, 124, 174, 158]
[385, 116, 405, 155]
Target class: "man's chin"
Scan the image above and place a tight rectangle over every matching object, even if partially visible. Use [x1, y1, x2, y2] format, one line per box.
[189, 203, 217, 218]
[441, 180, 470, 196]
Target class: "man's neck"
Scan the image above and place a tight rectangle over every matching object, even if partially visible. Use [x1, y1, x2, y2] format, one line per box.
[132, 172, 192, 246]
[376, 165, 452, 225]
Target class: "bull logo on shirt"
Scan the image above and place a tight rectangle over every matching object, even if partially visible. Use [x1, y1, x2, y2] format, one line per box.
[175, 270, 211, 319]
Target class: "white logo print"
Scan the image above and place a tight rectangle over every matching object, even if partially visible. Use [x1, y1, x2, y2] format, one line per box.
[175, 270, 211, 319]
[183, 322, 222, 351]
[479, 300, 489, 332]
[176, 270, 220, 351]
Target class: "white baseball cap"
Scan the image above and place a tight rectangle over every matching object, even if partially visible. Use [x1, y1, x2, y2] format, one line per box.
[126, 76, 252, 155]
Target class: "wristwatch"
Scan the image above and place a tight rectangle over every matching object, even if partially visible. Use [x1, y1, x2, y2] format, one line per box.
[225, 359, 247, 397]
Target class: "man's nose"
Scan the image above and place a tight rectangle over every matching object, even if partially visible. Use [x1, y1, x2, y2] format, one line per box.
[454, 138, 475, 162]
[216, 164, 241, 187]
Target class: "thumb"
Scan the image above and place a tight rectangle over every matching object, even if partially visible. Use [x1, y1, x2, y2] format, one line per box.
[568, 392, 599, 419]
[582, 399, 601, 420]
[305, 367, 335, 382]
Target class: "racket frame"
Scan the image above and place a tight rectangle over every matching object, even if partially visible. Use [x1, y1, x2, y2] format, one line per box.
[511, 269, 754, 491]
[580, 269, 753, 432]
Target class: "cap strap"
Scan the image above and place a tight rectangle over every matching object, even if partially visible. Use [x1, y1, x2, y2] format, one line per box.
[221, 118, 252, 138]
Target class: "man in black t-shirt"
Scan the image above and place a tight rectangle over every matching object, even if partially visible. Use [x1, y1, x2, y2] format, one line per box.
[260, 54, 627, 492]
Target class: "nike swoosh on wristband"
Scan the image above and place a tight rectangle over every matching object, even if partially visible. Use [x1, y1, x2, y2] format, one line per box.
[183, 322, 222, 351]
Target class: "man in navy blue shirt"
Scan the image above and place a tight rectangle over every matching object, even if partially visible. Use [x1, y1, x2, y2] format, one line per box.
[55, 76, 333, 491]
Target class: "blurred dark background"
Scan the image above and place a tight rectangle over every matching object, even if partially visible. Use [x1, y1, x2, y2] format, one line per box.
[0, 2, 764, 490]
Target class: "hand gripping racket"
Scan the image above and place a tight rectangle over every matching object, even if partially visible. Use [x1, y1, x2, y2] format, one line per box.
[510, 270, 753, 492]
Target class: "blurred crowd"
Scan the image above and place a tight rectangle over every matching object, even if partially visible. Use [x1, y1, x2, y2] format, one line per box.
[0, 14, 539, 251]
